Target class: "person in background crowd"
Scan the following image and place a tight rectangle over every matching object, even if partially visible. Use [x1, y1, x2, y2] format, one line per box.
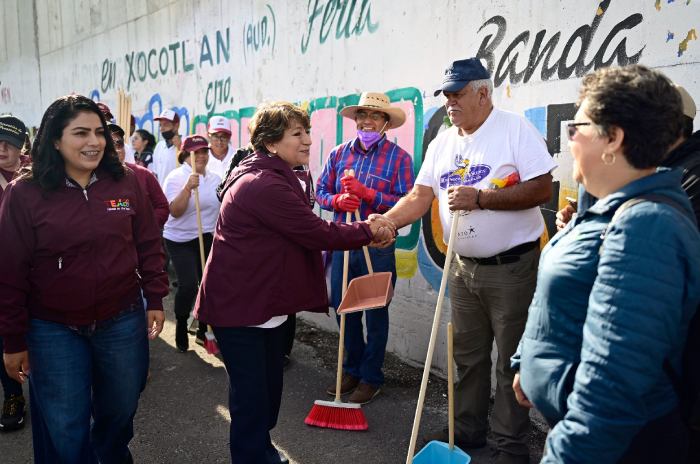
[512, 65, 700, 463]
[207, 116, 236, 179]
[132, 128, 157, 171]
[163, 135, 221, 352]
[123, 115, 137, 164]
[0, 114, 31, 432]
[0, 94, 167, 462]
[380, 58, 556, 464]
[316, 91, 414, 405]
[194, 101, 395, 464]
[96, 102, 134, 163]
[152, 109, 182, 186]
[109, 123, 169, 228]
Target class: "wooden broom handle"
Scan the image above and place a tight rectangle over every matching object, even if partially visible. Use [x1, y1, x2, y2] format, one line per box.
[448, 322, 454, 450]
[354, 209, 374, 275]
[189, 155, 206, 271]
[335, 211, 352, 402]
[406, 213, 460, 463]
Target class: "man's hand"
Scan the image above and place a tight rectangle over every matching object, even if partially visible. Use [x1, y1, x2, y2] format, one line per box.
[341, 174, 377, 203]
[147, 310, 165, 340]
[367, 214, 397, 248]
[332, 193, 361, 212]
[447, 185, 479, 211]
[513, 372, 533, 409]
[555, 204, 576, 231]
[4, 351, 30, 384]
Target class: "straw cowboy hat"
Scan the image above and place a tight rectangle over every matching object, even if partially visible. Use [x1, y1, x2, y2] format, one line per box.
[340, 92, 406, 129]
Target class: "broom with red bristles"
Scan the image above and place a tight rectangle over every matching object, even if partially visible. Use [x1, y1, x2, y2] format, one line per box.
[305, 211, 368, 431]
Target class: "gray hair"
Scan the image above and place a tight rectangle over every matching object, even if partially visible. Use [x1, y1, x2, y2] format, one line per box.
[467, 79, 493, 98]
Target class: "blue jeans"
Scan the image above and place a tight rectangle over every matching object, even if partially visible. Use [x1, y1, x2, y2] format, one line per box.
[27, 306, 148, 464]
[213, 324, 286, 464]
[331, 245, 397, 387]
[0, 336, 23, 398]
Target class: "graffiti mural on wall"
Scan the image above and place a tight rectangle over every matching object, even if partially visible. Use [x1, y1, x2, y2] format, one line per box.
[475, 0, 645, 87]
[243, 4, 277, 63]
[301, 0, 379, 53]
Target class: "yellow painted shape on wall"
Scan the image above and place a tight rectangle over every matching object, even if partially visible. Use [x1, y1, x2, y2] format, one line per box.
[396, 248, 418, 279]
[430, 198, 447, 254]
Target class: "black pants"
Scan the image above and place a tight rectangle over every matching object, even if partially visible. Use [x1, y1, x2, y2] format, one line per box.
[164, 234, 213, 320]
[618, 408, 688, 463]
[282, 315, 296, 357]
[213, 324, 286, 464]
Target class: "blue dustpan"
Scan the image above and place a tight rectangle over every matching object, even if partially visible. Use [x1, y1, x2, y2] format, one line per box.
[413, 440, 471, 464]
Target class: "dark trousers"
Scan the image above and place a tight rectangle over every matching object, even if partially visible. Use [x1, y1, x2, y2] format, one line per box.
[282, 315, 296, 357]
[330, 245, 397, 387]
[165, 234, 213, 321]
[213, 324, 286, 464]
[0, 336, 23, 399]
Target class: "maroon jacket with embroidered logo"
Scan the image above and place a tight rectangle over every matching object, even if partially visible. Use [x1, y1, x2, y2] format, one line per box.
[0, 167, 168, 353]
[194, 152, 372, 327]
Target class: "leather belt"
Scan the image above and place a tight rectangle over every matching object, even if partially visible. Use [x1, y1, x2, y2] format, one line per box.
[460, 239, 540, 266]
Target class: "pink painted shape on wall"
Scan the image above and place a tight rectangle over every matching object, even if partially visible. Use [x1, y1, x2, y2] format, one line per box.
[310, 108, 337, 181]
[194, 123, 207, 136]
[240, 118, 251, 147]
[230, 119, 240, 148]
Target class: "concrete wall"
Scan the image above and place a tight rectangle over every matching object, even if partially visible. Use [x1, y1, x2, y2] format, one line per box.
[1, 0, 698, 374]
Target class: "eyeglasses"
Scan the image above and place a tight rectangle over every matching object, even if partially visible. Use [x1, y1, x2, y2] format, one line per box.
[566, 122, 592, 140]
[112, 139, 124, 148]
[355, 111, 386, 122]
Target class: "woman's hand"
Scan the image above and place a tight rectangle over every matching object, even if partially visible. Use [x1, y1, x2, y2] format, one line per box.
[147, 310, 165, 340]
[366, 214, 397, 248]
[513, 372, 533, 408]
[4, 351, 30, 384]
[184, 173, 199, 193]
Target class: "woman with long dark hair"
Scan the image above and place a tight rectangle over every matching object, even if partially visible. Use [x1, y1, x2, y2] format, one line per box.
[132, 128, 157, 170]
[0, 94, 168, 462]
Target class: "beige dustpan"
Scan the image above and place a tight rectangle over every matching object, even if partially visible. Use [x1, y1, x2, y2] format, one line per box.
[336, 209, 394, 314]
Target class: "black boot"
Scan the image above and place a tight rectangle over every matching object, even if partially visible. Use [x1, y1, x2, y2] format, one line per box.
[176, 317, 189, 352]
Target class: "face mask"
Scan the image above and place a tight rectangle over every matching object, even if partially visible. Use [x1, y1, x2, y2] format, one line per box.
[357, 121, 388, 148]
[161, 130, 176, 141]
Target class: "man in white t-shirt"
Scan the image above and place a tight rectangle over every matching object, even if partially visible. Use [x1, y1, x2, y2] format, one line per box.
[381, 58, 556, 464]
[152, 109, 182, 187]
[207, 116, 236, 179]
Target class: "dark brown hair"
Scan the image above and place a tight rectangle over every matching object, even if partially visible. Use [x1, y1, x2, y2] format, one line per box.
[578, 65, 684, 169]
[248, 101, 310, 153]
[21, 95, 123, 190]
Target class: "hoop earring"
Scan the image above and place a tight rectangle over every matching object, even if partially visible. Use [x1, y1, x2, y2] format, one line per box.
[601, 152, 616, 165]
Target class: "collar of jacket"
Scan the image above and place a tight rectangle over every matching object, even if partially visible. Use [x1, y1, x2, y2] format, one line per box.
[64, 170, 99, 189]
[584, 167, 684, 217]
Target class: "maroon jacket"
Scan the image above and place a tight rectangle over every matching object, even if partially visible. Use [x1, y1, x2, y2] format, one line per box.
[195, 152, 372, 327]
[126, 162, 169, 228]
[0, 167, 168, 353]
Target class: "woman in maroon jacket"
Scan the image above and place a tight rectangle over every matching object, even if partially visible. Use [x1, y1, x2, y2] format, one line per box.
[0, 95, 168, 463]
[194, 101, 394, 463]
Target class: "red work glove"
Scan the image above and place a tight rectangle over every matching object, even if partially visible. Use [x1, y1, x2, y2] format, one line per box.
[340, 174, 377, 203]
[331, 193, 361, 212]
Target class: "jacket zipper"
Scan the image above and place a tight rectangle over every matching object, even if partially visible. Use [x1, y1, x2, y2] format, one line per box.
[58, 257, 63, 270]
[82, 189, 88, 200]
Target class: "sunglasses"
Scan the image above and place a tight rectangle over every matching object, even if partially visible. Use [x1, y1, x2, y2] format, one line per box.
[566, 122, 592, 140]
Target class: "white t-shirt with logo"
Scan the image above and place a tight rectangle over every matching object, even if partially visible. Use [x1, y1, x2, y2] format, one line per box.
[415, 108, 556, 258]
[152, 140, 178, 187]
[163, 164, 222, 243]
[207, 145, 236, 180]
[124, 143, 136, 164]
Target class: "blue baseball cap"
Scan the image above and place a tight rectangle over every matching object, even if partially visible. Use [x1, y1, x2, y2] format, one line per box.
[433, 58, 491, 97]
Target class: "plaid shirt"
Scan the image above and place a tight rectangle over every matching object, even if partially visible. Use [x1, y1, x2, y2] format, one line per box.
[316, 136, 414, 222]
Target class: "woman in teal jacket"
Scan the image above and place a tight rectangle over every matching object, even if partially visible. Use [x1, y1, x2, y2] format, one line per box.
[512, 65, 700, 463]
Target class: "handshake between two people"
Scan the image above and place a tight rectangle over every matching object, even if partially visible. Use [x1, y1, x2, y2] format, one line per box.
[331, 172, 396, 248]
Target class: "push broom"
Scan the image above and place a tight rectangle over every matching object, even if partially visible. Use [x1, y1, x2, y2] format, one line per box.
[304, 211, 368, 431]
[190, 154, 219, 356]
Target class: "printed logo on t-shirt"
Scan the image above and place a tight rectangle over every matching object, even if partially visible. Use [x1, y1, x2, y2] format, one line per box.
[457, 224, 478, 239]
[439, 154, 491, 189]
[104, 198, 131, 212]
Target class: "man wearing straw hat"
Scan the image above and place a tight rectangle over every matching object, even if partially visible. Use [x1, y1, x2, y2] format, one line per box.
[316, 91, 414, 405]
[380, 58, 556, 464]
[152, 109, 182, 187]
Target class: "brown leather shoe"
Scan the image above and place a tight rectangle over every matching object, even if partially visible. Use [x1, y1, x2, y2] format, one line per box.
[348, 382, 380, 405]
[325, 374, 360, 396]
